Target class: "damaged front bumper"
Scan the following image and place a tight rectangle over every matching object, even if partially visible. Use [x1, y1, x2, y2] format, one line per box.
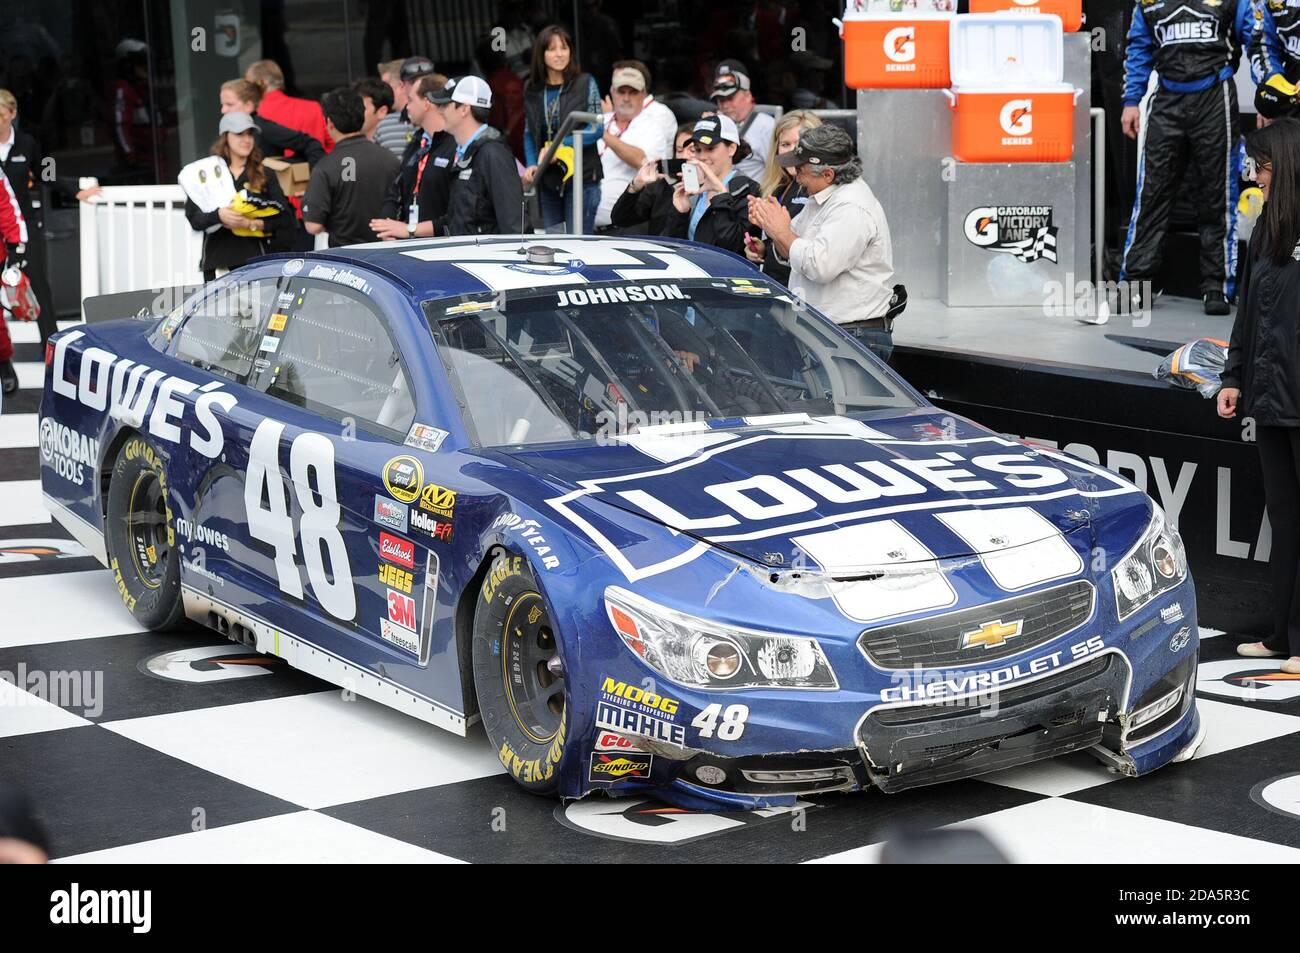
[625, 649, 1202, 812]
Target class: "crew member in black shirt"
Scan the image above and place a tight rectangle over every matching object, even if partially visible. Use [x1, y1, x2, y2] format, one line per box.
[302, 86, 400, 247]
[372, 75, 456, 241]
[430, 76, 523, 235]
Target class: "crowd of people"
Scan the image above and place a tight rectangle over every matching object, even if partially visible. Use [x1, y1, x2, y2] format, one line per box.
[161, 29, 900, 359]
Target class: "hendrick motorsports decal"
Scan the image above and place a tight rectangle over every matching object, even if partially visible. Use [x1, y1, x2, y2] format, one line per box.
[139, 644, 281, 683]
[1251, 773, 1300, 821]
[964, 206, 1059, 263]
[0, 538, 91, 566]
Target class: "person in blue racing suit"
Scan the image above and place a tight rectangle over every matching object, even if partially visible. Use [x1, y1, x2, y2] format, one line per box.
[1120, 0, 1257, 315]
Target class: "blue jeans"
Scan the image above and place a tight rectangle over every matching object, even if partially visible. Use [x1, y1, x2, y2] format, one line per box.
[540, 181, 601, 235]
[847, 326, 894, 363]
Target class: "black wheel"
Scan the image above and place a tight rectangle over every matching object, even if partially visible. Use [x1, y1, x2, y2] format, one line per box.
[472, 553, 569, 794]
[105, 434, 185, 631]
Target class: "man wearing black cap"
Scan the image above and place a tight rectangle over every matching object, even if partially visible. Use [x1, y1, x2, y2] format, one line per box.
[711, 61, 773, 181]
[747, 125, 897, 361]
[431, 76, 524, 235]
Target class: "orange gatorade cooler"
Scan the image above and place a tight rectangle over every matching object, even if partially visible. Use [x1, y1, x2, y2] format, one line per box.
[967, 0, 1083, 32]
[948, 13, 1080, 162]
[839, 12, 954, 89]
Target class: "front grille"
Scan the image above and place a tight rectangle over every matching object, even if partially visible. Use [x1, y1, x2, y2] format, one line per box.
[872, 654, 1114, 727]
[859, 579, 1095, 669]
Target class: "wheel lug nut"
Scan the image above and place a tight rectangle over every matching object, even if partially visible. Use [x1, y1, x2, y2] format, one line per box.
[546, 656, 564, 677]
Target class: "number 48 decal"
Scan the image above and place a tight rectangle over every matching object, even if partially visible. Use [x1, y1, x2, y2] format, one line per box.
[244, 419, 356, 621]
[692, 703, 749, 740]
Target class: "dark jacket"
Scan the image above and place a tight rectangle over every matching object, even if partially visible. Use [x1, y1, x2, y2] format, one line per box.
[663, 172, 759, 255]
[381, 129, 456, 225]
[610, 177, 676, 236]
[2, 130, 45, 232]
[184, 164, 292, 273]
[436, 126, 524, 236]
[1223, 233, 1300, 426]
[523, 73, 602, 185]
[761, 179, 811, 286]
[254, 112, 326, 168]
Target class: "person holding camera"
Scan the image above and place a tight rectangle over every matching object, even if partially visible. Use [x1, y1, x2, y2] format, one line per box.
[746, 124, 898, 362]
[662, 115, 757, 255]
[610, 122, 696, 236]
[1218, 117, 1300, 675]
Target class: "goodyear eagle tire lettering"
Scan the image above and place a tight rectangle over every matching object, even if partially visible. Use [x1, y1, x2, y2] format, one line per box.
[471, 553, 569, 794]
[105, 435, 186, 631]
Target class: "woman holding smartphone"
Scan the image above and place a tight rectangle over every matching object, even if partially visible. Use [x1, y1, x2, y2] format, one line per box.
[611, 122, 695, 236]
[747, 110, 822, 284]
[663, 114, 758, 255]
[1219, 117, 1300, 674]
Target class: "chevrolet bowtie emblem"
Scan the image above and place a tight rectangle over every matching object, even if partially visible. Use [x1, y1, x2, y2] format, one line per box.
[962, 619, 1023, 650]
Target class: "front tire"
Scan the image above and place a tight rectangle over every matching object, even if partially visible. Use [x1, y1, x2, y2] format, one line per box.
[105, 434, 185, 631]
[472, 553, 569, 794]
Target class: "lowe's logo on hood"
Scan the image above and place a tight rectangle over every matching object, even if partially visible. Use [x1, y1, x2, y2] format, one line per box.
[547, 421, 1142, 583]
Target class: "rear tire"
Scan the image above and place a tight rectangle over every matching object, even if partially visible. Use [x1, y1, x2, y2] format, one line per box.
[472, 552, 569, 794]
[105, 434, 185, 631]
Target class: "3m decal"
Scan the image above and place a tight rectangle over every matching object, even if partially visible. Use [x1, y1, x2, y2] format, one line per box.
[384, 455, 423, 504]
[244, 419, 356, 621]
[387, 589, 417, 629]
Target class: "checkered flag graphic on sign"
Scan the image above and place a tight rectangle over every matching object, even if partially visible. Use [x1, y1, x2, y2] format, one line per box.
[1009, 226, 1058, 263]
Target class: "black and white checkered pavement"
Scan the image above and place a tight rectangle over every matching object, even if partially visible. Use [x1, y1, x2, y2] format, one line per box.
[5, 318, 1300, 862]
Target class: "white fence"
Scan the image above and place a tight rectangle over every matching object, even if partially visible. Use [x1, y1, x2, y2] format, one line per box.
[77, 179, 206, 300]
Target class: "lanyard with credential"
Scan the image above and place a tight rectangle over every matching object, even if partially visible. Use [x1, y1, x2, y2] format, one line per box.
[408, 150, 431, 228]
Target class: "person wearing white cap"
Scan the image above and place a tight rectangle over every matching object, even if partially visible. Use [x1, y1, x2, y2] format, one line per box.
[711, 61, 773, 181]
[663, 114, 758, 255]
[430, 76, 524, 235]
[595, 61, 677, 229]
[183, 111, 291, 279]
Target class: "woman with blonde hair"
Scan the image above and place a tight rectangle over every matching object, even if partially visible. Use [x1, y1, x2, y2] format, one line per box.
[750, 109, 822, 284]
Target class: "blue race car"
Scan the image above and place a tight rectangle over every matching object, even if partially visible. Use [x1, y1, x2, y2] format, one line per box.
[40, 236, 1203, 810]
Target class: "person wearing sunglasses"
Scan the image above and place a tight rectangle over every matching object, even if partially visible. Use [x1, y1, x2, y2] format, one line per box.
[1219, 117, 1300, 674]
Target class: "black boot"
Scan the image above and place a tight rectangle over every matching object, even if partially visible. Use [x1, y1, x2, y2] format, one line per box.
[1203, 291, 1230, 316]
[0, 360, 17, 395]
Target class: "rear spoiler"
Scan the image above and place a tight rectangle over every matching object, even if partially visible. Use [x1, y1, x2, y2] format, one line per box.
[80, 285, 203, 325]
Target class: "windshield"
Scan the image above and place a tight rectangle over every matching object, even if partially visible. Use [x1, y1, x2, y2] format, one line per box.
[427, 279, 921, 448]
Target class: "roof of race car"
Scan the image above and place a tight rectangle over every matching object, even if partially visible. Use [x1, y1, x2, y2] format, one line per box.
[267, 234, 759, 301]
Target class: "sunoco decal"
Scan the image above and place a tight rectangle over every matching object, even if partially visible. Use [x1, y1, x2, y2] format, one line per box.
[964, 206, 1058, 263]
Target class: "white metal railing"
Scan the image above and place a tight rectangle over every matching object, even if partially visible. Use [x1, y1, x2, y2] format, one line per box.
[77, 178, 205, 301]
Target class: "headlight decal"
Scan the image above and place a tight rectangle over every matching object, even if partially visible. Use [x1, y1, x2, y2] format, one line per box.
[1112, 510, 1188, 621]
[603, 586, 838, 690]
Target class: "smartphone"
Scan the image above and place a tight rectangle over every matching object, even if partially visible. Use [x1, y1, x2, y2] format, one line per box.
[681, 162, 701, 193]
[659, 158, 685, 179]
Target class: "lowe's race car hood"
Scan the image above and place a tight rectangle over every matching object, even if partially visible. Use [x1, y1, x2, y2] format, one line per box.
[499, 413, 1151, 583]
